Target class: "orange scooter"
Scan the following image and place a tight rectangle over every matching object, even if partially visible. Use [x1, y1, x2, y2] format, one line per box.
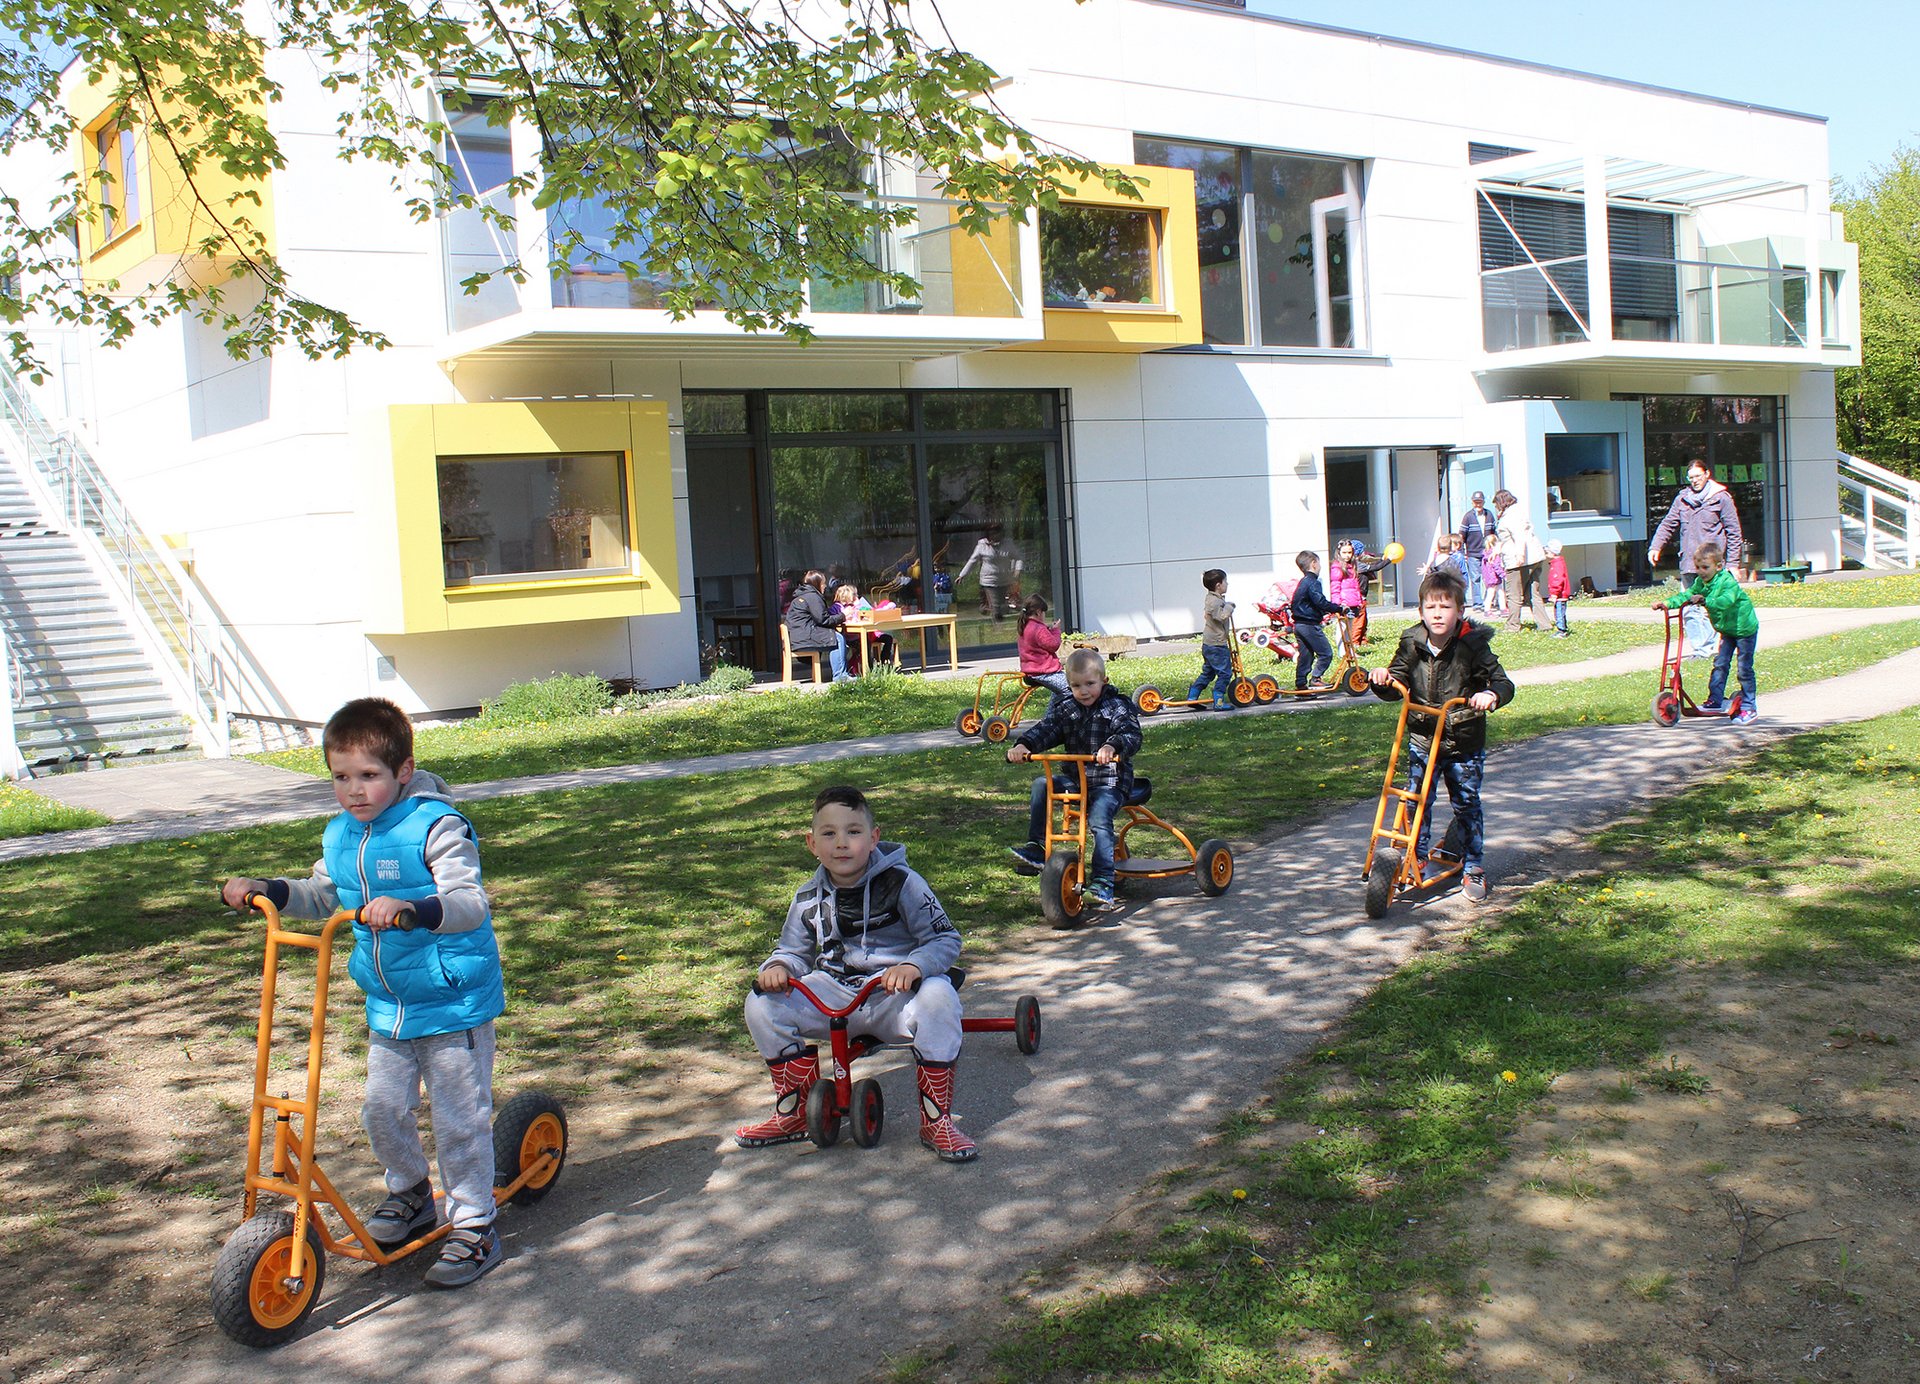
[1360, 680, 1470, 918]
[955, 670, 1046, 743]
[211, 897, 569, 1347]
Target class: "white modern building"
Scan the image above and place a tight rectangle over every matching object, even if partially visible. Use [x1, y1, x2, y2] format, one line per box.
[0, 0, 1861, 751]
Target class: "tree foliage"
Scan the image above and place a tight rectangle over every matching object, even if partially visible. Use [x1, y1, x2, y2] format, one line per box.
[0, 0, 1134, 375]
[1836, 146, 1920, 477]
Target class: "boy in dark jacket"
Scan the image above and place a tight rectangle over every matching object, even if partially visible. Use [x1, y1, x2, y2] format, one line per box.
[1005, 647, 1145, 910]
[739, 785, 975, 1161]
[1369, 568, 1515, 901]
[1289, 550, 1340, 691]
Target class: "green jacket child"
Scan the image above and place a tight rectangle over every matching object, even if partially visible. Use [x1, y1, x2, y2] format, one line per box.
[1662, 565, 1757, 638]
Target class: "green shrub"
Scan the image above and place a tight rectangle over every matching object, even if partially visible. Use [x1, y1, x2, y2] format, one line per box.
[618, 663, 755, 712]
[479, 672, 613, 727]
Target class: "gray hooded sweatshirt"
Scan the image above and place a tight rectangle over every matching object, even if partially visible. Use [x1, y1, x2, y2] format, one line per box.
[764, 841, 961, 983]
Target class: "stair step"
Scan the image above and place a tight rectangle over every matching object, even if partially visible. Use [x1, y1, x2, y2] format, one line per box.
[19, 674, 173, 699]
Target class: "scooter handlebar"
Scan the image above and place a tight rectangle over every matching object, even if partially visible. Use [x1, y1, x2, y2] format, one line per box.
[1383, 677, 1472, 720]
[755, 972, 924, 1013]
[237, 894, 406, 938]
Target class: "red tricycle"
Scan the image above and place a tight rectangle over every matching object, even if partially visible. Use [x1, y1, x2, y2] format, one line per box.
[776, 969, 1040, 1148]
[1360, 680, 1470, 918]
[1650, 602, 1742, 726]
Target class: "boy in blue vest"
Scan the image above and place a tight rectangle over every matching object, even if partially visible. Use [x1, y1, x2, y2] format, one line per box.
[221, 698, 506, 1288]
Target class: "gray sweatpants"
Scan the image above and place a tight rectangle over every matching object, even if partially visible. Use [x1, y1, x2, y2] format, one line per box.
[363, 1022, 496, 1230]
[746, 972, 963, 1064]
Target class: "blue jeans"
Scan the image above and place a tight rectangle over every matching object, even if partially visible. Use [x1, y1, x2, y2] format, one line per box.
[1188, 643, 1234, 708]
[1554, 598, 1569, 634]
[1405, 742, 1486, 871]
[1708, 632, 1757, 708]
[828, 637, 849, 680]
[1027, 775, 1121, 887]
[1465, 556, 1486, 609]
[1023, 671, 1070, 706]
[1294, 621, 1332, 687]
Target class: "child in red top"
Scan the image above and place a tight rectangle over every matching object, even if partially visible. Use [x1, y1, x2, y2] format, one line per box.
[1545, 541, 1572, 638]
[1016, 594, 1068, 704]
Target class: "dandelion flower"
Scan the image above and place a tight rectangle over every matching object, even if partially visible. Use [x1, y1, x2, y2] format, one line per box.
[1501, 1070, 1518, 1083]
[1232, 1188, 1248, 1200]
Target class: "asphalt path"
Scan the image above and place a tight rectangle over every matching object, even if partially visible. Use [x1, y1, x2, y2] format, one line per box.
[156, 647, 1920, 1383]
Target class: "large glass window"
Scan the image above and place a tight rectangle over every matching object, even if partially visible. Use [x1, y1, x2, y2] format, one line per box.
[1624, 394, 1782, 572]
[928, 442, 1054, 636]
[1544, 434, 1622, 515]
[437, 452, 630, 586]
[1135, 137, 1363, 348]
[1040, 205, 1161, 307]
[1479, 191, 1588, 351]
[92, 118, 140, 243]
[1608, 206, 1678, 341]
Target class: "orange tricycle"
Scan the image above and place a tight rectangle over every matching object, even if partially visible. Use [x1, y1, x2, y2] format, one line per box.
[1360, 680, 1470, 917]
[210, 897, 569, 1347]
[955, 670, 1047, 743]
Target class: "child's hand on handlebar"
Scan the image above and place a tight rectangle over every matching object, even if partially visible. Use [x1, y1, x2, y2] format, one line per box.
[757, 963, 793, 993]
[879, 962, 922, 994]
[360, 896, 416, 931]
[1368, 666, 1392, 686]
[1006, 744, 1031, 763]
[1094, 745, 1117, 766]
[221, 877, 267, 910]
[1468, 691, 1498, 711]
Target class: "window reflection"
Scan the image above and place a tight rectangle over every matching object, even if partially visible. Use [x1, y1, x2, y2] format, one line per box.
[1041, 206, 1161, 307]
[438, 452, 630, 586]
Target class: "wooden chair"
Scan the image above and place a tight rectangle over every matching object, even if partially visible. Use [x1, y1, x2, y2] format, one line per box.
[779, 622, 825, 685]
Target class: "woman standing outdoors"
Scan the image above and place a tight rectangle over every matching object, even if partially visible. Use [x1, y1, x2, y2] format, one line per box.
[1491, 489, 1547, 633]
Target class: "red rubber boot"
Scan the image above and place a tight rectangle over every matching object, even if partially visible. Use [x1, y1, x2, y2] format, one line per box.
[734, 1048, 819, 1148]
[916, 1059, 978, 1163]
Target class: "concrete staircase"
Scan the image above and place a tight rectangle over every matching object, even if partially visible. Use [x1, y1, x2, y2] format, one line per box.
[0, 454, 196, 771]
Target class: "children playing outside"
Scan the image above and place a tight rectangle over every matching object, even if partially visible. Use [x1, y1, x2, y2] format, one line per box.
[1545, 541, 1572, 638]
[1327, 540, 1389, 647]
[1368, 568, 1515, 902]
[1006, 647, 1144, 910]
[1017, 593, 1069, 704]
[1185, 568, 1236, 711]
[1658, 541, 1759, 724]
[220, 698, 507, 1288]
[1289, 551, 1340, 691]
[1481, 546, 1507, 617]
[737, 785, 976, 1162]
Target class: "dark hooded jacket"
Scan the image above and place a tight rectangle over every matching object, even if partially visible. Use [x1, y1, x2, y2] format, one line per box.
[1371, 618, 1516, 757]
[764, 841, 961, 983]
[1013, 682, 1144, 802]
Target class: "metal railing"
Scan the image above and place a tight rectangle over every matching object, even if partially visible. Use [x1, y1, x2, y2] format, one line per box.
[1, 625, 24, 779]
[0, 365, 302, 755]
[1837, 453, 1917, 570]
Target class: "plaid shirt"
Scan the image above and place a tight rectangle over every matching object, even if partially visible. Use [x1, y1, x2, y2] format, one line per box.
[1014, 684, 1143, 800]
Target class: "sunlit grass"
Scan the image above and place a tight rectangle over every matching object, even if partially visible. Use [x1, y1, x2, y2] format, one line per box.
[0, 784, 109, 842]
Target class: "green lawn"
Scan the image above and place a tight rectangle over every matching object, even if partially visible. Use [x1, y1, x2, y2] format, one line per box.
[0, 783, 109, 841]
[255, 620, 1664, 786]
[1749, 570, 1920, 607]
[980, 705, 1920, 1383]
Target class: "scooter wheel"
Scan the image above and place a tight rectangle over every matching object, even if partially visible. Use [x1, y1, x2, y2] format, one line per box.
[1651, 690, 1681, 728]
[805, 1078, 842, 1148]
[1252, 674, 1281, 704]
[493, 1089, 569, 1206]
[849, 1077, 885, 1148]
[954, 708, 984, 737]
[1196, 839, 1234, 896]
[210, 1210, 327, 1348]
[1040, 852, 1085, 929]
[1230, 677, 1258, 707]
[1364, 848, 1402, 919]
[1344, 666, 1371, 697]
[1014, 995, 1043, 1055]
[1133, 685, 1165, 715]
[982, 715, 1013, 744]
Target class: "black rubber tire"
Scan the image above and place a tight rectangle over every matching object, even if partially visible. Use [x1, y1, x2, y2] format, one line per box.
[210, 1210, 327, 1349]
[954, 708, 983, 737]
[1196, 839, 1234, 896]
[1344, 666, 1371, 696]
[1014, 996, 1042, 1054]
[1651, 691, 1681, 727]
[1230, 677, 1257, 708]
[982, 715, 1013, 744]
[805, 1078, 842, 1148]
[1365, 847, 1402, 919]
[1252, 674, 1280, 704]
[849, 1077, 885, 1148]
[1133, 685, 1165, 715]
[1039, 852, 1085, 929]
[492, 1089, 569, 1206]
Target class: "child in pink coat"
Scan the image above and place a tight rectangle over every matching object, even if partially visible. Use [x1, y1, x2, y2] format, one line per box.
[1546, 541, 1572, 638]
[1016, 594, 1068, 704]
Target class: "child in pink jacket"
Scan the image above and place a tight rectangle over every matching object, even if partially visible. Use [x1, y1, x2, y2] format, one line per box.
[1016, 594, 1068, 703]
[1546, 541, 1572, 638]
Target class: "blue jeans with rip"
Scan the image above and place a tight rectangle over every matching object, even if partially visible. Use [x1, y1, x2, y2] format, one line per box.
[1294, 621, 1332, 687]
[1405, 742, 1486, 872]
[1188, 643, 1234, 708]
[1028, 774, 1122, 887]
[1708, 632, 1757, 709]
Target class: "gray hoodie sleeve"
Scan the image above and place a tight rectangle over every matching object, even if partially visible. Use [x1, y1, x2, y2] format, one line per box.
[765, 884, 823, 977]
[274, 854, 340, 921]
[898, 871, 962, 980]
[414, 816, 489, 933]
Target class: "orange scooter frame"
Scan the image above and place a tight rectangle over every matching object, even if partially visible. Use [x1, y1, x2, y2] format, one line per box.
[1360, 682, 1470, 918]
[211, 898, 569, 1348]
[1028, 752, 1233, 927]
[955, 670, 1044, 743]
[1130, 622, 1279, 715]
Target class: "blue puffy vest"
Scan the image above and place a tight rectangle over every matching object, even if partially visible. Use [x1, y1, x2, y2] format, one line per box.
[325, 795, 506, 1040]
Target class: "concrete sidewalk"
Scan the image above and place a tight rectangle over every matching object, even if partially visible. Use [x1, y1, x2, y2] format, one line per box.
[146, 646, 1920, 1384]
[7, 603, 1916, 862]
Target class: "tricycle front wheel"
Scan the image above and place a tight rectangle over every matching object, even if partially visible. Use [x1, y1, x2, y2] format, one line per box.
[493, 1089, 569, 1206]
[1364, 848, 1402, 919]
[806, 1079, 842, 1148]
[849, 1077, 885, 1148]
[210, 1210, 326, 1349]
[1040, 853, 1085, 929]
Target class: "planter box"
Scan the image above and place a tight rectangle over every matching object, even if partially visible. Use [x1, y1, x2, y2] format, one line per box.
[1071, 634, 1138, 658]
[1758, 563, 1811, 585]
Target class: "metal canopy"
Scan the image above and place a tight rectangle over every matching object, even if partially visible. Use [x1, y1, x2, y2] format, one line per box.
[1474, 153, 1804, 208]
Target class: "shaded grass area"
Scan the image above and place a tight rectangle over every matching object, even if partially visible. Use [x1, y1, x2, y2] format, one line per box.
[255, 621, 1664, 785]
[980, 714, 1920, 1383]
[0, 783, 109, 841]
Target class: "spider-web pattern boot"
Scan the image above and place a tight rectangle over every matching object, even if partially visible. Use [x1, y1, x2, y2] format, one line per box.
[916, 1058, 978, 1163]
[734, 1048, 819, 1148]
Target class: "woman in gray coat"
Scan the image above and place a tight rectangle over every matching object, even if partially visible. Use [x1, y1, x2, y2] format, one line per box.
[1649, 460, 1745, 657]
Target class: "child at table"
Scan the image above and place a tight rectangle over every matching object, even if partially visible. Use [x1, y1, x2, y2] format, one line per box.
[832, 583, 894, 673]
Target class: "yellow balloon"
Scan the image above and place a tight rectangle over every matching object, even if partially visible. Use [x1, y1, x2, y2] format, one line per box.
[1384, 541, 1406, 562]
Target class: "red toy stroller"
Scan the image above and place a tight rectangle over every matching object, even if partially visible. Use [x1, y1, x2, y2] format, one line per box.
[1243, 579, 1301, 664]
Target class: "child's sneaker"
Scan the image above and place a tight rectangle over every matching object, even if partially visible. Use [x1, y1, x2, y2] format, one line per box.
[1731, 706, 1758, 726]
[364, 1177, 436, 1247]
[1461, 869, 1490, 902]
[1007, 842, 1046, 875]
[1698, 698, 1727, 713]
[1081, 879, 1120, 911]
[422, 1223, 502, 1288]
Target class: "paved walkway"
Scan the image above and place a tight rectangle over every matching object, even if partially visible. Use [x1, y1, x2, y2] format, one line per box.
[8, 603, 1917, 863]
[144, 645, 1920, 1384]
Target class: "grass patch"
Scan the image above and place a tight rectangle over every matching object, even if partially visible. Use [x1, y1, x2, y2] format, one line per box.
[0, 784, 110, 841]
[983, 707, 1920, 1382]
[1748, 571, 1920, 607]
[253, 621, 1663, 785]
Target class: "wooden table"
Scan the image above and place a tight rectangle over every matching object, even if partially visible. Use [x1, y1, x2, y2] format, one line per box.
[844, 611, 960, 673]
